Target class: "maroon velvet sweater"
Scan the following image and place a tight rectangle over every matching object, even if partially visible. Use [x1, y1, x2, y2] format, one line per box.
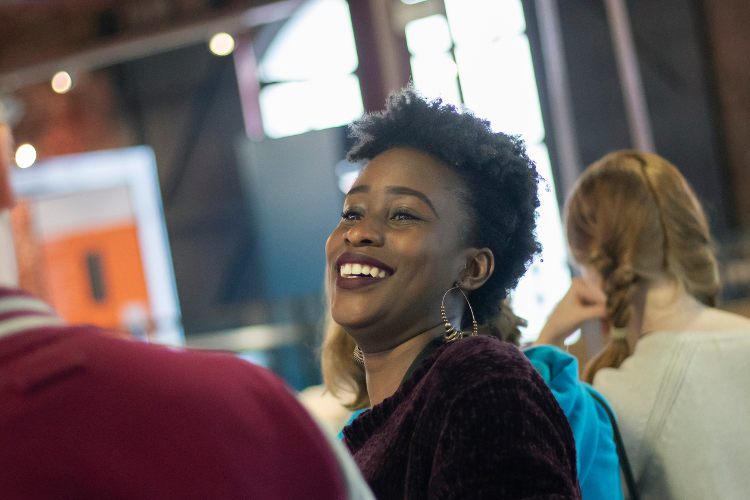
[342, 336, 581, 500]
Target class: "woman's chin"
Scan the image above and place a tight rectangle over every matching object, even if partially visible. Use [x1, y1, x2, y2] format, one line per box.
[332, 294, 379, 324]
[331, 313, 372, 333]
[331, 306, 385, 336]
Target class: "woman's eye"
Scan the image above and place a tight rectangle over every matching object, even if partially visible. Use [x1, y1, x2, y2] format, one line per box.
[341, 209, 362, 221]
[392, 211, 419, 221]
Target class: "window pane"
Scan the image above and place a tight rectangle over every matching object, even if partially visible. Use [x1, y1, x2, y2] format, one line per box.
[410, 53, 462, 108]
[258, 0, 358, 82]
[259, 75, 364, 138]
[511, 143, 572, 344]
[444, 0, 525, 46]
[405, 14, 453, 56]
[455, 35, 545, 143]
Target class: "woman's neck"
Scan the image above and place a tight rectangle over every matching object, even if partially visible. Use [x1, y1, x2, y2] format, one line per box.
[628, 276, 705, 347]
[363, 325, 444, 407]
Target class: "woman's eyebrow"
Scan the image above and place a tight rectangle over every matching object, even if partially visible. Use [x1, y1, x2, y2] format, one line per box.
[347, 185, 370, 195]
[386, 186, 439, 218]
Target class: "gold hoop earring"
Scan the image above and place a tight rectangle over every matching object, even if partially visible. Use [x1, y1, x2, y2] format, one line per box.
[353, 344, 364, 364]
[441, 285, 478, 341]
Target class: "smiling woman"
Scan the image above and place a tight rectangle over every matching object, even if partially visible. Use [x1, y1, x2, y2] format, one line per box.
[322, 88, 582, 499]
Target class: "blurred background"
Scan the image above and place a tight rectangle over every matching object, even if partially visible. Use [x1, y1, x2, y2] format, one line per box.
[1, 0, 749, 399]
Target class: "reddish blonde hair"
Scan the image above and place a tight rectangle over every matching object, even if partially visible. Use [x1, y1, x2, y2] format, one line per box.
[566, 151, 719, 383]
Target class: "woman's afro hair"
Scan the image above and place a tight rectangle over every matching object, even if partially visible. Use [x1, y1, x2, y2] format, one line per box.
[347, 88, 541, 326]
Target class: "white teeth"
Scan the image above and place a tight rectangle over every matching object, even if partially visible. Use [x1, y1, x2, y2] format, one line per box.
[339, 262, 390, 278]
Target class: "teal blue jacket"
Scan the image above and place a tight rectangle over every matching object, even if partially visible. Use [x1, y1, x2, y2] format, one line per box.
[524, 345, 623, 500]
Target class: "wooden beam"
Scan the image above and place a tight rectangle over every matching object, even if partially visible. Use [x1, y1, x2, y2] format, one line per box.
[0, 0, 304, 92]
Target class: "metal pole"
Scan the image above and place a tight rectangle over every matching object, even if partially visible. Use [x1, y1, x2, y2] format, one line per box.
[603, 0, 656, 153]
[534, 0, 582, 197]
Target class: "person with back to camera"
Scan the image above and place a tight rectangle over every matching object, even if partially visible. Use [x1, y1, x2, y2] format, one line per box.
[323, 87, 582, 499]
[535, 150, 750, 499]
[0, 100, 373, 500]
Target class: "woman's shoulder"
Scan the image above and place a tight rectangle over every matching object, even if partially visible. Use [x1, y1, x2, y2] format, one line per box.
[440, 334, 525, 362]
[434, 335, 541, 387]
[689, 307, 750, 332]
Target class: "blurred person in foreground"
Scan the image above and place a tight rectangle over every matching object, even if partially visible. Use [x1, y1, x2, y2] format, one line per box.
[536, 150, 750, 499]
[323, 88, 581, 499]
[0, 105, 373, 500]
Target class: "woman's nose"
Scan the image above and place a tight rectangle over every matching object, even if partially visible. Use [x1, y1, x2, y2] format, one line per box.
[344, 219, 384, 247]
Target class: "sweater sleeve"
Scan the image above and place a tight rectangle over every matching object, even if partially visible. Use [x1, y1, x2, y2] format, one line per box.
[428, 374, 581, 500]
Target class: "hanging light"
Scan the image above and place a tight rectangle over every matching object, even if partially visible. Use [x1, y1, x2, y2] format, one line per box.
[51, 71, 73, 94]
[209, 33, 235, 56]
[15, 144, 36, 168]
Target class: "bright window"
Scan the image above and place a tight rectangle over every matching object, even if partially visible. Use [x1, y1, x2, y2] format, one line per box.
[409, 53, 462, 108]
[405, 15, 461, 108]
[257, 0, 364, 138]
[444, 0, 525, 44]
[455, 37, 545, 143]
[259, 75, 364, 139]
[405, 14, 453, 55]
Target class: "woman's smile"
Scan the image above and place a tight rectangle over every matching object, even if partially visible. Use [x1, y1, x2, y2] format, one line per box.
[335, 252, 394, 290]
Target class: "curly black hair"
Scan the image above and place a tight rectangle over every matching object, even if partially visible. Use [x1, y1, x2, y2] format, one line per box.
[347, 88, 541, 327]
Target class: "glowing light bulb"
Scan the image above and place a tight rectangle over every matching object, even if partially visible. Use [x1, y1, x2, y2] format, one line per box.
[209, 33, 235, 56]
[15, 144, 36, 168]
[51, 71, 72, 94]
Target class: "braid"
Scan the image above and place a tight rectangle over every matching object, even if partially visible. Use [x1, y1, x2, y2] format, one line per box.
[582, 259, 637, 383]
[602, 263, 638, 328]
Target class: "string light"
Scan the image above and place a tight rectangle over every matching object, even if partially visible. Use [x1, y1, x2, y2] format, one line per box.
[51, 71, 73, 93]
[209, 33, 235, 56]
[15, 144, 36, 168]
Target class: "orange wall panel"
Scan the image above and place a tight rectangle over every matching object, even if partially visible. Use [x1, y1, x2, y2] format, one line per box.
[40, 223, 150, 330]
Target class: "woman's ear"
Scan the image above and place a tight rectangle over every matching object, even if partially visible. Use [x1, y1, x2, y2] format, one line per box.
[457, 248, 494, 291]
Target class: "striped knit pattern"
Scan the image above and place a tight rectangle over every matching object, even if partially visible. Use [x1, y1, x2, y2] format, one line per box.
[0, 287, 64, 340]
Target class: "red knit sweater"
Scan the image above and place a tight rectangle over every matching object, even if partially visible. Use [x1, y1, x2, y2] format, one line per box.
[342, 336, 581, 500]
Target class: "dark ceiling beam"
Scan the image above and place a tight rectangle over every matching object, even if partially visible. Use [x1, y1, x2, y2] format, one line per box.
[0, 0, 303, 93]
